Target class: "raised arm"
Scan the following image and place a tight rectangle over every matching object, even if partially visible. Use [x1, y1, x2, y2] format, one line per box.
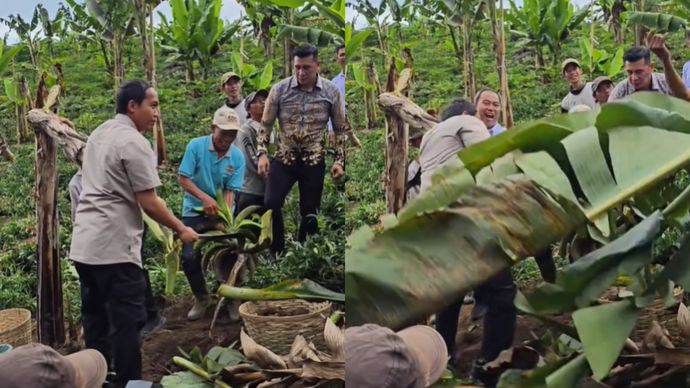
[648, 32, 690, 101]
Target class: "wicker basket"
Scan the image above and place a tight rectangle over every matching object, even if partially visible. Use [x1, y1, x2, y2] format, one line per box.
[0, 309, 31, 348]
[239, 300, 331, 355]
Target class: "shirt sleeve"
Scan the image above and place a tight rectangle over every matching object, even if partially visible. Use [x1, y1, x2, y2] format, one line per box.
[121, 138, 161, 193]
[224, 148, 246, 191]
[330, 89, 348, 166]
[258, 85, 279, 155]
[238, 130, 258, 168]
[683, 63, 690, 88]
[458, 117, 491, 147]
[178, 140, 198, 178]
[68, 172, 82, 222]
[608, 82, 624, 102]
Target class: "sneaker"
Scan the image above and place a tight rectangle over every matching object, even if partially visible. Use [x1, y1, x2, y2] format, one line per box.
[141, 315, 166, 338]
[187, 296, 210, 321]
[463, 292, 475, 305]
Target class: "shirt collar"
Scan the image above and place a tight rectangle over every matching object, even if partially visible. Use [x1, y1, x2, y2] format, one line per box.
[114, 113, 138, 131]
[290, 74, 323, 90]
[207, 135, 232, 157]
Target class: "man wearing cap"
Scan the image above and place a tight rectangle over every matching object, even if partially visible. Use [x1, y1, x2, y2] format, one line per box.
[0, 343, 108, 388]
[257, 44, 348, 255]
[561, 58, 597, 112]
[70, 80, 199, 387]
[345, 324, 448, 388]
[236, 89, 269, 212]
[220, 72, 247, 126]
[592, 76, 614, 105]
[178, 107, 246, 321]
[608, 46, 671, 101]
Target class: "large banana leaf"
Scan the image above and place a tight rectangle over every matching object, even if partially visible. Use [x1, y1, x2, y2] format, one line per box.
[624, 11, 687, 33]
[346, 177, 586, 328]
[347, 93, 690, 329]
[276, 24, 341, 46]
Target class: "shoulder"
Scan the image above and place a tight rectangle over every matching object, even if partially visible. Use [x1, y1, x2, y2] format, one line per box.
[271, 77, 292, 93]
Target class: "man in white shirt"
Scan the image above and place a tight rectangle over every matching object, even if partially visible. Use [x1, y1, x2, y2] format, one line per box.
[560, 58, 597, 112]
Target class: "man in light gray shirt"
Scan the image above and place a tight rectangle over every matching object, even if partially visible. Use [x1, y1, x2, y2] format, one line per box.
[609, 46, 671, 101]
[419, 99, 489, 191]
[236, 89, 269, 213]
[69, 80, 198, 387]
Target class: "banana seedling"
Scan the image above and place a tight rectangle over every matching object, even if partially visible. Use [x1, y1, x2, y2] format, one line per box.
[195, 188, 273, 276]
[142, 211, 182, 296]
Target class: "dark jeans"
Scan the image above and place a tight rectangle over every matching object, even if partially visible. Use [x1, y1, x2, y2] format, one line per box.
[235, 192, 265, 216]
[141, 225, 159, 319]
[436, 269, 517, 362]
[264, 159, 325, 255]
[74, 262, 146, 386]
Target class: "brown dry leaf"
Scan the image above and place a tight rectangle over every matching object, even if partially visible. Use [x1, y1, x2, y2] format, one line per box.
[241, 328, 288, 369]
[678, 303, 690, 344]
[288, 335, 321, 368]
[654, 348, 690, 365]
[643, 320, 675, 351]
[323, 318, 344, 360]
[255, 376, 294, 388]
[301, 360, 345, 381]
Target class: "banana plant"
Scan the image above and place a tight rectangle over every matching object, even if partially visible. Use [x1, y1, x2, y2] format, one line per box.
[195, 188, 273, 275]
[1, 11, 42, 69]
[625, 10, 688, 32]
[579, 37, 624, 78]
[230, 52, 274, 91]
[157, 0, 240, 81]
[142, 212, 182, 296]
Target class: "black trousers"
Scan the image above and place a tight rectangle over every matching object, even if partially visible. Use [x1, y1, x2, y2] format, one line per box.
[235, 192, 265, 215]
[141, 225, 159, 320]
[74, 262, 147, 386]
[264, 159, 325, 254]
[436, 269, 517, 362]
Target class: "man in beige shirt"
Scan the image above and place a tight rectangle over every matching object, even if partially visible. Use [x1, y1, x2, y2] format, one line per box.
[69, 80, 198, 387]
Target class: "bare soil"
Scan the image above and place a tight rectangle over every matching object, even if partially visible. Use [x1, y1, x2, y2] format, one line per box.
[141, 295, 241, 382]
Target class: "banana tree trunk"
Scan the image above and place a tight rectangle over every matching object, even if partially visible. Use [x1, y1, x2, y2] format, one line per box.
[16, 76, 31, 144]
[0, 133, 13, 161]
[135, 0, 153, 82]
[113, 38, 125, 91]
[366, 60, 379, 128]
[612, 0, 624, 43]
[34, 118, 65, 348]
[634, 0, 645, 46]
[283, 39, 295, 78]
[461, 19, 476, 99]
[383, 62, 410, 214]
[492, 0, 513, 129]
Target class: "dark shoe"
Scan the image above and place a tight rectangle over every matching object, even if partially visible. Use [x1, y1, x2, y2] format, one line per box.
[471, 302, 488, 322]
[471, 358, 500, 387]
[141, 315, 166, 338]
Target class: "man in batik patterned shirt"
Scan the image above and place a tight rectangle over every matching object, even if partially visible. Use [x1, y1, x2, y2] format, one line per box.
[256, 44, 347, 255]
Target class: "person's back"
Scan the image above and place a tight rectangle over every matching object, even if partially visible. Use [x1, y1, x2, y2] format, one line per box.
[419, 115, 489, 190]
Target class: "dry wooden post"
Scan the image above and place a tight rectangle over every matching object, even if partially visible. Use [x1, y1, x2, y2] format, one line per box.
[32, 109, 65, 347]
[16, 76, 32, 143]
[490, 0, 514, 129]
[381, 62, 415, 214]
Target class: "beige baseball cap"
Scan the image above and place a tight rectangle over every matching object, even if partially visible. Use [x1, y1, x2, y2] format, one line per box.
[0, 343, 108, 388]
[213, 106, 241, 131]
[220, 71, 241, 87]
[345, 324, 448, 388]
[561, 58, 581, 73]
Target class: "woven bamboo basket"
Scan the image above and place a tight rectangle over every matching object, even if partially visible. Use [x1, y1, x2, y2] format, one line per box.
[0, 308, 31, 348]
[239, 300, 331, 355]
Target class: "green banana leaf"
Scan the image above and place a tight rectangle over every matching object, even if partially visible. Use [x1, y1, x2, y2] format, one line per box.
[276, 25, 341, 46]
[346, 177, 586, 328]
[218, 279, 344, 302]
[346, 93, 690, 329]
[624, 11, 687, 33]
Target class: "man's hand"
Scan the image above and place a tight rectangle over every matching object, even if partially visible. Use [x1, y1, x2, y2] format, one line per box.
[201, 194, 218, 216]
[177, 226, 199, 244]
[258, 154, 270, 178]
[331, 163, 344, 180]
[647, 31, 670, 61]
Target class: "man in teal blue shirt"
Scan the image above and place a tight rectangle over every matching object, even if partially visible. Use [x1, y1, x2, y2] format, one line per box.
[178, 107, 245, 321]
